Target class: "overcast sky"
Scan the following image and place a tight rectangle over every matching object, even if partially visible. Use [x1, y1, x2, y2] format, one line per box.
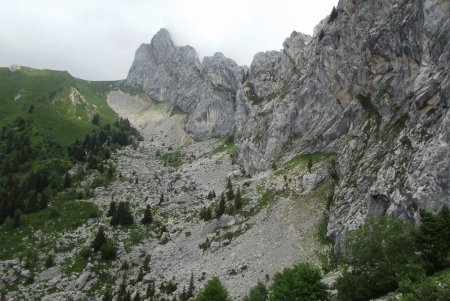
[0, 0, 338, 81]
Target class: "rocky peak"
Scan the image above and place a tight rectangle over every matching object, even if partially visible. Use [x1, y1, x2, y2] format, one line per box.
[127, 28, 245, 139]
[149, 28, 175, 62]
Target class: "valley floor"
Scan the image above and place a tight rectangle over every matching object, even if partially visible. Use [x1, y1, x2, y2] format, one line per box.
[1, 91, 332, 300]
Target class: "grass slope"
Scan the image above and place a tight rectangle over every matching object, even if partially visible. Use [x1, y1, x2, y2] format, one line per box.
[0, 66, 117, 145]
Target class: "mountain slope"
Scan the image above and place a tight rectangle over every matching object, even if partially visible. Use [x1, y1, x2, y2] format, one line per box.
[0, 66, 117, 145]
[126, 0, 450, 252]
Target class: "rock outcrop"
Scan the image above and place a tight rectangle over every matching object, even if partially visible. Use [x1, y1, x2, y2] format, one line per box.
[127, 0, 449, 251]
[127, 29, 247, 139]
[233, 0, 450, 251]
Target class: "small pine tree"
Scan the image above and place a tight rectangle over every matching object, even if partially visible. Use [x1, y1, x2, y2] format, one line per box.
[143, 255, 151, 272]
[44, 254, 54, 269]
[141, 205, 153, 224]
[63, 172, 71, 188]
[117, 201, 134, 226]
[226, 178, 234, 200]
[107, 201, 116, 217]
[194, 277, 231, 301]
[243, 282, 267, 301]
[234, 187, 242, 210]
[137, 268, 144, 282]
[187, 272, 195, 298]
[92, 227, 107, 252]
[160, 192, 165, 204]
[216, 193, 226, 218]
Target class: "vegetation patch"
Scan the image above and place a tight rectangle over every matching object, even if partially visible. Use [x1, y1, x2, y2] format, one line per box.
[356, 93, 381, 121]
[274, 153, 333, 176]
[0, 200, 99, 261]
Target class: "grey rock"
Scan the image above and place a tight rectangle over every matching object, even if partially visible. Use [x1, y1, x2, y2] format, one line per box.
[127, 29, 246, 139]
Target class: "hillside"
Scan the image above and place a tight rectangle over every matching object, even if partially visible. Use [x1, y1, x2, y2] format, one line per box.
[0, 66, 117, 145]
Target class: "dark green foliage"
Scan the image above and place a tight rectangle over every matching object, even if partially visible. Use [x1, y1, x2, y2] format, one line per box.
[216, 193, 226, 218]
[398, 269, 450, 301]
[355, 93, 380, 121]
[13, 209, 23, 228]
[160, 277, 178, 295]
[91, 113, 100, 125]
[336, 216, 423, 301]
[416, 206, 450, 271]
[328, 6, 338, 23]
[143, 254, 151, 272]
[141, 205, 153, 224]
[160, 192, 165, 204]
[226, 177, 234, 201]
[160, 150, 182, 168]
[107, 201, 116, 217]
[307, 157, 313, 172]
[63, 172, 71, 188]
[234, 187, 242, 210]
[194, 277, 231, 301]
[68, 118, 141, 169]
[187, 272, 195, 299]
[111, 201, 134, 226]
[44, 254, 54, 269]
[199, 206, 212, 221]
[102, 290, 113, 301]
[100, 241, 117, 260]
[269, 263, 329, 301]
[146, 280, 156, 298]
[91, 227, 116, 260]
[207, 190, 216, 200]
[244, 282, 268, 301]
[92, 227, 107, 252]
[0, 118, 69, 223]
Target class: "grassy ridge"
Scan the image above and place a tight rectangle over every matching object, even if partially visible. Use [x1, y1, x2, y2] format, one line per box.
[0, 66, 117, 145]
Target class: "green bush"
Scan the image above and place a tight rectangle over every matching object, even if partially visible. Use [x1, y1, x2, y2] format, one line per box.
[336, 216, 424, 301]
[269, 262, 329, 301]
[399, 270, 450, 301]
[244, 282, 268, 301]
[194, 277, 231, 301]
[416, 206, 450, 271]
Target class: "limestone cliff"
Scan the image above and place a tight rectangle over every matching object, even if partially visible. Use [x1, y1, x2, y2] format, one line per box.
[127, 0, 449, 251]
[234, 0, 449, 251]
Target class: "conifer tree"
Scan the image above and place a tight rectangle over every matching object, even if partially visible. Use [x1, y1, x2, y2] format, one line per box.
[107, 201, 116, 217]
[63, 172, 71, 188]
[92, 227, 107, 251]
[216, 193, 226, 218]
[187, 272, 195, 298]
[141, 205, 153, 224]
[234, 187, 242, 210]
[117, 201, 134, 226]
[226, 178, 234, 200]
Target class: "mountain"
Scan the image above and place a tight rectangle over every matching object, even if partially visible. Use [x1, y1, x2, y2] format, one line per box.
[127, 28, 248, 139]
[127, 0, 450, 251]
[1, 0, 449, 300]
[0, 66, 117, 145]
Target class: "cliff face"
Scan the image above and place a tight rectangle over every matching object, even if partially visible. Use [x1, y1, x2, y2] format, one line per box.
[126, 29, 247, 139]
[127, 0, 449, 250]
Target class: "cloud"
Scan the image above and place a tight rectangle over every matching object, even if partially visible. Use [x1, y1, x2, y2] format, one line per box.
[0, 0, 338, 80]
